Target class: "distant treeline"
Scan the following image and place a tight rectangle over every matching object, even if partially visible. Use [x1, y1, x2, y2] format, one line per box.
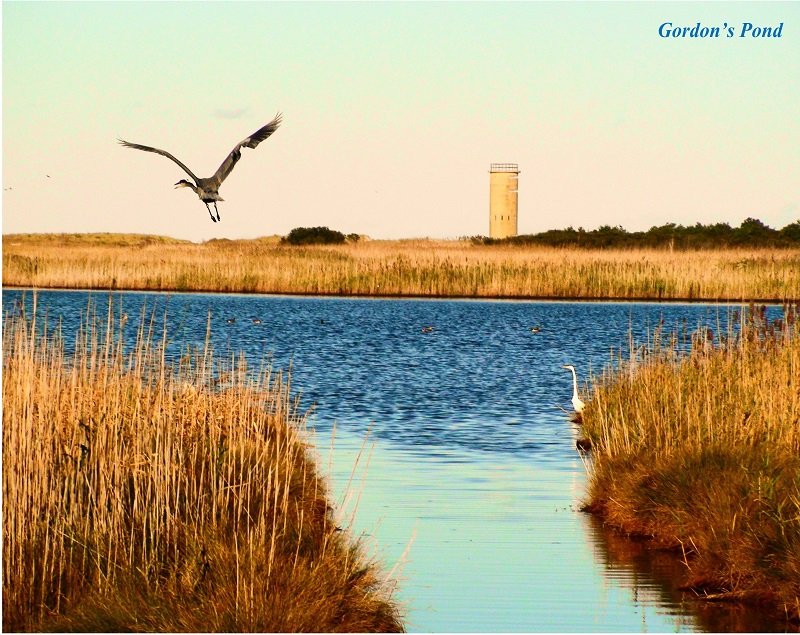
[469, 218, 800, 249]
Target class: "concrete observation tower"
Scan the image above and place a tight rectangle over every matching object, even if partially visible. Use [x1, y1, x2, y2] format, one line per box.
[489, 163, 519, 239]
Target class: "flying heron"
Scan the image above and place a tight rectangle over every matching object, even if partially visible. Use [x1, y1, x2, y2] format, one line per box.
[118, 113, 282, 222]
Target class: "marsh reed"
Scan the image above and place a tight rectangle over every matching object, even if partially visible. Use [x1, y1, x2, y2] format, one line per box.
[4, 233, 799, 300]
[582, 303, 800, 621]
[2, 296, 404, 632]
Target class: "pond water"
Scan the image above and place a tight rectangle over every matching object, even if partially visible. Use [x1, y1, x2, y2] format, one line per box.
[2, 289, 786, 632]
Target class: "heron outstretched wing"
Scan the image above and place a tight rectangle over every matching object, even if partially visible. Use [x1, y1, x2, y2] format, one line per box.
[118, 139, 200, 184]
[211, 113, 282, 186]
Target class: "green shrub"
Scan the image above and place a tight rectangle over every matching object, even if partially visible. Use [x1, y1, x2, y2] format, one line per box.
[282, 227, 347, 245]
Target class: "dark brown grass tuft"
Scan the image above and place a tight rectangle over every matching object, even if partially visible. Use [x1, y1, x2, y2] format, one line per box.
[581, 303, 800, 624]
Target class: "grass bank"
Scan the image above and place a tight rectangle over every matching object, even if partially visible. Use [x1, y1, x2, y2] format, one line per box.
[4, 233, 799, 301]
[2, 297, 404, 632]
[581, 303, 800, 624]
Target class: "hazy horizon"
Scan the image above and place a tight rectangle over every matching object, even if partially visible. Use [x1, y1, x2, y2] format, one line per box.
[3, 2, 799, 243]
[2, 214, 797, 245]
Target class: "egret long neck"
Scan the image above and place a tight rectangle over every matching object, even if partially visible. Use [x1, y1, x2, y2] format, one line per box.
[570, 367, 579, 399]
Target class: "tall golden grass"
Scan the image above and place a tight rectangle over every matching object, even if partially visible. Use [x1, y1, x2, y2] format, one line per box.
[581, 303, 800, 622]
[2, 296, 404, 632]
[4, 233, 799, 300]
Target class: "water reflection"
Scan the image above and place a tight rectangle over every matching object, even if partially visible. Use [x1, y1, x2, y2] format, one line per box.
[320, 431, 699, 632]
[584, 514, 795, 633]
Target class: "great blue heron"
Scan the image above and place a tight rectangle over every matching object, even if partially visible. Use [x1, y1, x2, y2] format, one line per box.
[118, 113, 282, 222]
[561, 364, 586, 413]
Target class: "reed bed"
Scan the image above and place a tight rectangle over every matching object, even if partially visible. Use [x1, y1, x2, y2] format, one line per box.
[2, 297, 404, 632]
[4, 233, 799, 300]
[581, 303, 800, 622]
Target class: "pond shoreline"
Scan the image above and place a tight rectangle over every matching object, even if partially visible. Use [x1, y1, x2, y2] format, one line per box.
[581, 506, 798, 632]
[2, 283, 790, 305]
[583, 502, 800, 629]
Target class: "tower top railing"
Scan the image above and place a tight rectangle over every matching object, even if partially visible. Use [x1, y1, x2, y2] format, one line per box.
[489, 163, 519, 173]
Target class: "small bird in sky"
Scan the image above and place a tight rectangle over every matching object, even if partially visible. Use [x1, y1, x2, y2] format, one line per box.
[119, 113, 282, 222]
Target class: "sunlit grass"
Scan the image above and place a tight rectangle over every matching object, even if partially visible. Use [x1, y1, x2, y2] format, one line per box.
[581, 303, 800, 621]
[3, 233, 799, 300]
[2, 296, 404, 632]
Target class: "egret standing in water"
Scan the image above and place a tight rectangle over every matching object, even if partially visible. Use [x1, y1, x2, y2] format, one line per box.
[561, 364, 586, 414]
[119, 114, 282, 223]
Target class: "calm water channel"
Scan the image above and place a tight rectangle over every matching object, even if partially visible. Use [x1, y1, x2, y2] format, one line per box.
[3, 289, 786, 632]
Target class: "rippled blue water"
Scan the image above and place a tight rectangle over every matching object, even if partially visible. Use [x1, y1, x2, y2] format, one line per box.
[3, 289, 783, 632]
[3, 290, 756, 454]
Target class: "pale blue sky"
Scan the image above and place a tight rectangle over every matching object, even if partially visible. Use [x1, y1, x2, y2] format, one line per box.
[3, 1, 798, 242]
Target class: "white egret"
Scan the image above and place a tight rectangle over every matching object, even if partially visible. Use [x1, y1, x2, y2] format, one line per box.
[561, 364, 586, 413]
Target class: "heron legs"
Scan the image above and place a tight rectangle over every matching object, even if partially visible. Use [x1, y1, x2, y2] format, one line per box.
[213, 202, 221, 221]
[204, 202, 218, 223]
